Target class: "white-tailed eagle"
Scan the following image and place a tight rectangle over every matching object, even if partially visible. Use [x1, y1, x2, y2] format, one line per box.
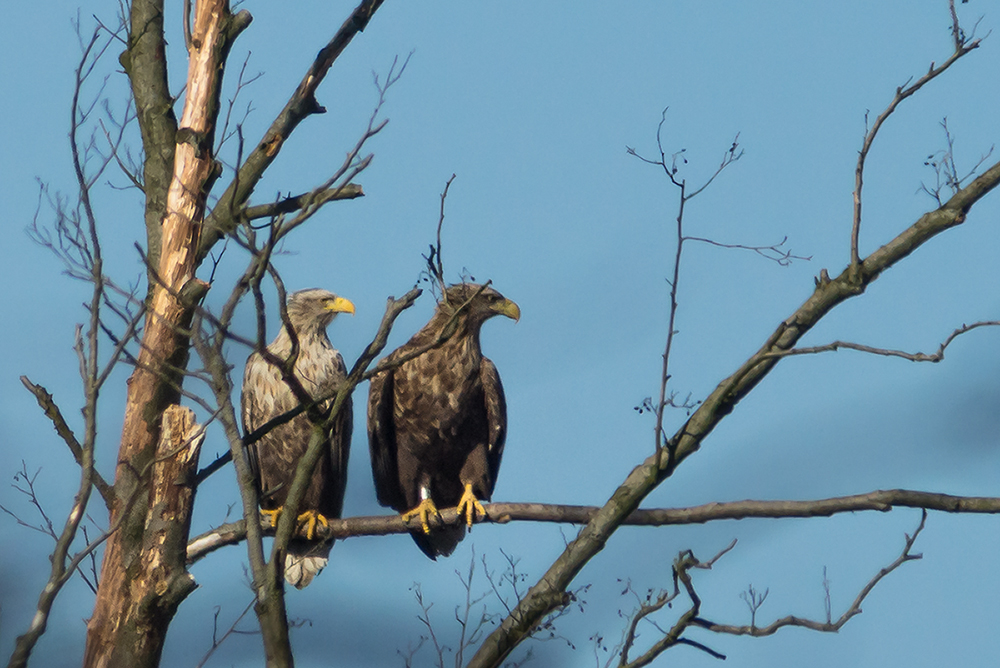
[367, 283, 519, 558]
[242, 288, 355, 587]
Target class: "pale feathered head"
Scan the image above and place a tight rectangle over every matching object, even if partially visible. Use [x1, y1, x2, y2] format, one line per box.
[286, 288, 356, 334]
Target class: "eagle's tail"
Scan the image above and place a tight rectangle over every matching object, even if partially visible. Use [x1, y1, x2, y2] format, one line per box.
[410, 525, 465, 560]
[284, 539, 333, 589]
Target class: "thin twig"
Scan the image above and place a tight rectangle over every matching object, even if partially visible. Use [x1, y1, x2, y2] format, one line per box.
[765, 320, 1000, 363]
[850, 10, 980, 265]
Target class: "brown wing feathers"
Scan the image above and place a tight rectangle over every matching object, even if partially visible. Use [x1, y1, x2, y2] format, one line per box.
[367, 283, 518, 558]
[241, 283, 516, 577]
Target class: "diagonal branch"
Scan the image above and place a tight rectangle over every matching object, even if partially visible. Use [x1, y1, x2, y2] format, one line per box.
[19, 377, 113, 509]
[199, 0, 387, 262]
[694, 511, 926, 637]
[617, 542, 736, 667]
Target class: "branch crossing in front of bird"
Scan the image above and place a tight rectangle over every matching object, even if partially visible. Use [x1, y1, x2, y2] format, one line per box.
[296, 510, 329, 540]
[259, 507, 330, 540]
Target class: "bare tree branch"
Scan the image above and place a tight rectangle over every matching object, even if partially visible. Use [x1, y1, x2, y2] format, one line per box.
[608, 514, 923, 667]
[764, 320, 1000, 363]
[695, 511, 926, 637]
[615, 541, 736, 667]
[685, 235, 811, 266]
[195, 599, 257, 668]
[850, 6, 980, 266]
[0, 463, 59, 539]
[242, 184, 364, 221]
[627, 111, 743, 466]
[18, 378, 113, 508]
[919, 118, 995, 205]
[199, 0, 388, 261]
[186, 489, 997, 563]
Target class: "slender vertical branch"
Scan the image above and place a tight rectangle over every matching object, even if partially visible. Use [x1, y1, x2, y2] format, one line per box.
[627, 113, 742, 466]
[9, 24, 114, 666]
[655, 180, 685, 461]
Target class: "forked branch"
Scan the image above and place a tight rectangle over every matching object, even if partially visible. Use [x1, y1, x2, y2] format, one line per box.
[850, 0, 981, 266]
[696, 511, 926, 638]
[766, 320, 1000, 363]
[611, 513, 924, 667]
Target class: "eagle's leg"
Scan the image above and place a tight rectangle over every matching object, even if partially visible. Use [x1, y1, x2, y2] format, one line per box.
[401, 498, 440, 535]
[295, 510, 330, 540]
[455, 483, 486, 528]
[260, 507, 282, 527]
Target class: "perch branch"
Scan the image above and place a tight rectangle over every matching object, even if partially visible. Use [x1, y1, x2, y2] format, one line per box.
[186, 489, 996, 563]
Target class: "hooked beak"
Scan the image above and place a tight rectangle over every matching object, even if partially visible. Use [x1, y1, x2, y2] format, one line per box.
[494, 298, 520, 322]
[327, 296, 356, 315]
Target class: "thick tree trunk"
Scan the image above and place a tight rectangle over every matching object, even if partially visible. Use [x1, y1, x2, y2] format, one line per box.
[83, 408, 204, 667]
[82, 2, 244, 666]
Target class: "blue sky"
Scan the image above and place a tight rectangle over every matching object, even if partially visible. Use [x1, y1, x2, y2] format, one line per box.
[2, 1, 1000, 666]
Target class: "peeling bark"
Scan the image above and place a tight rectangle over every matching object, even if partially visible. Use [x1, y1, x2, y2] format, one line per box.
[83, 2, 244, 666]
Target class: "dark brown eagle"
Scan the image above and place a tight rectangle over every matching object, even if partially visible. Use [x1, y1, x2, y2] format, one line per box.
[367, 283, 519, 558]
[241, 288, 355, 588]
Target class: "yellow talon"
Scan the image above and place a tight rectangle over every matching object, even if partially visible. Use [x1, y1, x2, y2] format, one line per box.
[401, 498, 440, 535]
[456, 483, 486, 528]
[260, 507, 283, 527]
[296, 510, 329, 540]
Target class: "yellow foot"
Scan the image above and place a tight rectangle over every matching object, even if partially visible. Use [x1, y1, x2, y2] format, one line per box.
[260, 507, 283, 527]
[456, 483, 486, 528]
[295, 510, 329, 540]
[401, 498, 440, 535]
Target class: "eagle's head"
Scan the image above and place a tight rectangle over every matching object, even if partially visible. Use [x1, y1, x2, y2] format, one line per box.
[287, 288, 356, 333]
[441, 283, 520, 326]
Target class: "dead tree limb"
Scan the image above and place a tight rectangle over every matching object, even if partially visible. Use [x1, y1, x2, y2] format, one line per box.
[185, 489, 999, 563]
[199, 0, 387, 259]
[83, 2, 249, 665]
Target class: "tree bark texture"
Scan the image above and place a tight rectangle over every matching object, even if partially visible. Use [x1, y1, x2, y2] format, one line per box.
[121, 0, 176, 293]
[83, 2, 240, 666]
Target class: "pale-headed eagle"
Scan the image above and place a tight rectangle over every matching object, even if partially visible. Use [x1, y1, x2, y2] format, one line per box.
[242, 288, 355, 588]
[367, 283, 519, 558]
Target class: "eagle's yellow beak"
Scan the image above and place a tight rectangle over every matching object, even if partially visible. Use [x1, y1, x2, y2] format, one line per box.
[494, 298, 520, 322]
[327, 296, 356, 315]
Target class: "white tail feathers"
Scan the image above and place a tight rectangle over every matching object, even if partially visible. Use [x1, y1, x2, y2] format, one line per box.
[284, 540, 332, 589]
